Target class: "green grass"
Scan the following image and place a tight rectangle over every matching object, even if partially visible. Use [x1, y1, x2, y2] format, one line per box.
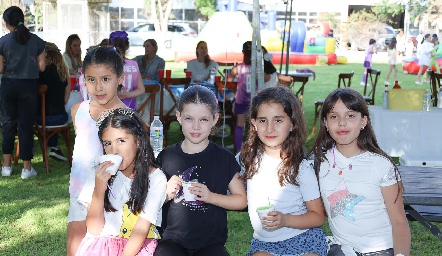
[1, 61, 441, 255]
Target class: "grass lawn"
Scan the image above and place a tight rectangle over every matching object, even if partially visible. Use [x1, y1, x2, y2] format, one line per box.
[1, 60, 441, 255]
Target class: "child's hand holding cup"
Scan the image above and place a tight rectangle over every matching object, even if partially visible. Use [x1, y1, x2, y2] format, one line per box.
[182, 180, 198, 202]
[98, 154, 123, 176]
[256, 205, 274, 229]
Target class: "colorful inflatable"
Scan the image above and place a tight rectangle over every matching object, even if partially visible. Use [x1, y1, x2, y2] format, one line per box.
[402, 57, 442, 74]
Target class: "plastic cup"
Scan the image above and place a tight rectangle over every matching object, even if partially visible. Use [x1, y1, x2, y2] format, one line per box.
[166, 70, 172, 79]
[158, 69, 164, 79]
[256, 205, 274, 221]
[98, 154, 123, 176]
[185, 70, 192, 78]
[69, 76, 77, 91]
[182, 181, 198, 201]
[214, 75, 221, 83]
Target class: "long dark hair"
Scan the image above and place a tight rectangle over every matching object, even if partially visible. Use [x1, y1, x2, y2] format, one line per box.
[240, 86, 307, 186]
[421, 34, 430, 44]
[3, 6, 30, 44]
[242, 41, 252, 65]
[389, 37, 397, 50]
[97, 108, 155, 214]
[310, 88, 401, 198]
[195, 41, 212, 69]
[83, 46, 124, 78]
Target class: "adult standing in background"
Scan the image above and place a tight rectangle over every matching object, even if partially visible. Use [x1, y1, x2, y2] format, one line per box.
[63, 34, 82, 75]
[186, 41, 218, 82]
[133, 39, 165, 80]
[0, 6, 46, 179]
[110, 31, 144, 110]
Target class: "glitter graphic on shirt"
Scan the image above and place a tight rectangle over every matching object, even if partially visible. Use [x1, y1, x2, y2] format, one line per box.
[324, 180, 365, 221]
[173, 166, 210, 211]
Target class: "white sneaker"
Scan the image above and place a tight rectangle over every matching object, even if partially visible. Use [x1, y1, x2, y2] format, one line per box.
[360, 82, 365, 86]
[21, 167, 37, 179]
[384, 81, 390, 85]
[2, 166, 12, 177]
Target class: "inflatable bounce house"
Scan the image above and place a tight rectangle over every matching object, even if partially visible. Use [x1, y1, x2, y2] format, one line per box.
[402, 46, 442, 74]
[174, 0, 344, 65]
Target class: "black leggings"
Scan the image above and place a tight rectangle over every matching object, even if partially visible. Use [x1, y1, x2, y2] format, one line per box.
[0, 78, 38, 160]
[153, 239, 229, 256]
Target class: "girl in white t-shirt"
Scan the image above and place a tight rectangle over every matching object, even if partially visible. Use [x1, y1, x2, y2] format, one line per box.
[239, 86, 327, 256]
[76, 108, 167, 256]
[311, 88, 410, 256]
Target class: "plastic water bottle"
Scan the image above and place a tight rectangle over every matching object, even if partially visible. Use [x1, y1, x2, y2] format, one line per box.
[382, 84, 389, 109]
[438, 87, 442, 108]
[76, 68, 84, 91]
[209, 67, 216, 84]
[150, 116, 163, 158]
[422, 89, 431, 111]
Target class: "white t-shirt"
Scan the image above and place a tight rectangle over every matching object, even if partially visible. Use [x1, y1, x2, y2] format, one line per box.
[186, 59, 218, 82]
[78, 168, 167, 237]
[318, 149, 399, 254]
[247, 153, 320, 242]
[262, 72, 278, 91]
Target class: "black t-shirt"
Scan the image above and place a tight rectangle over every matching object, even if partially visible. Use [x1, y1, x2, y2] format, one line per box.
[0, 33, 45, 79]
[38, 64, 68, 116]
[156, 141, 239, 250]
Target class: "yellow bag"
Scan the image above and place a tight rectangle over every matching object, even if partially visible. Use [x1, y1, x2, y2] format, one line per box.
[388, 89, 425, 110]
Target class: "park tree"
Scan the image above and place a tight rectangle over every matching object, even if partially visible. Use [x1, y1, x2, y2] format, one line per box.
[194, 0, 216, 18]
[414, 0, 442, 30]
[371, 0, 404, 22]
[346, 9, 383, 50]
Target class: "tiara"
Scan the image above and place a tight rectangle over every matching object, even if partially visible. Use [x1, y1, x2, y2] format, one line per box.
[96, 108, 135, 128]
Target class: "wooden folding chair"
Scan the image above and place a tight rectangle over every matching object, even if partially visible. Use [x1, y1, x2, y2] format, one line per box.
[430, 71, 442, 107]
[362, 68, 381, 105]
[311, 71, 354, 134]
[287, 75, 309, 105]
[136, 84, 161, 134]
[159, 77, 191, 146]
[33, 84, 72, 173]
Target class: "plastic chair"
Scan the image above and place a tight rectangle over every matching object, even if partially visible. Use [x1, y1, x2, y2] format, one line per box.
[311, 71, 354, 134]
[214, 81, 237, 151]
[136, 83, 160, 134]
[362, 68, 381, 105]
[159, 77, 191, 146]
[33, 84, 72, 173]
[430, 71, 442, 106]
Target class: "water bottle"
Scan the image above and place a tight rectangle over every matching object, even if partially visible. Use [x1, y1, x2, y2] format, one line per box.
[382, 84, 389, 109]
[76, 68, 84, 91]
[150, 116, 163, 158]
[438, 87, 442, 108]
[209, 67, 216, 84]
[422, 89, 431, 111]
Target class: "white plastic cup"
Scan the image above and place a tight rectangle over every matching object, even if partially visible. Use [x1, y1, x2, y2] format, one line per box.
[98, 154, 123, 176]
[256, 205, 274, 221]
[182, 181, 198, 201]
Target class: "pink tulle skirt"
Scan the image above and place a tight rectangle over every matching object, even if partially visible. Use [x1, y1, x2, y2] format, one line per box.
[75, 236, 157, 256]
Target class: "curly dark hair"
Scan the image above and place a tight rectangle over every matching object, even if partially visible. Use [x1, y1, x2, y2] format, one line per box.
[97, 108, 155, 214]
[240, 86, 307, 186]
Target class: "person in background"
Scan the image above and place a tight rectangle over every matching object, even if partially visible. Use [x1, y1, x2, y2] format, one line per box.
[36, 42, 71, 162]
[415, 34, 433, 85]
[109, 31, 144, 110]
[328, 29, 334, 37]
[262, 47, 292, 89]
[429, 35, 440, 74]
[66, 47, 127, 256]
[186, 41, 218, 83]
[311, 88, 410, 256]
[154, 85, 247, 256]
[396, 30, 406, 56]
[384, 37, 399, 85]
[360, 39, 376, 86]
[63, 34, 82, 75]
[239, 86, 327, 256]
[76, 108, 166, 255]
[0, 6, 46, 179]
[133, 39, 165, 81]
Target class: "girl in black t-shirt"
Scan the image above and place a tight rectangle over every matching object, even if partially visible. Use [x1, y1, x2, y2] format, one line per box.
[154, 85, 247, 256]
